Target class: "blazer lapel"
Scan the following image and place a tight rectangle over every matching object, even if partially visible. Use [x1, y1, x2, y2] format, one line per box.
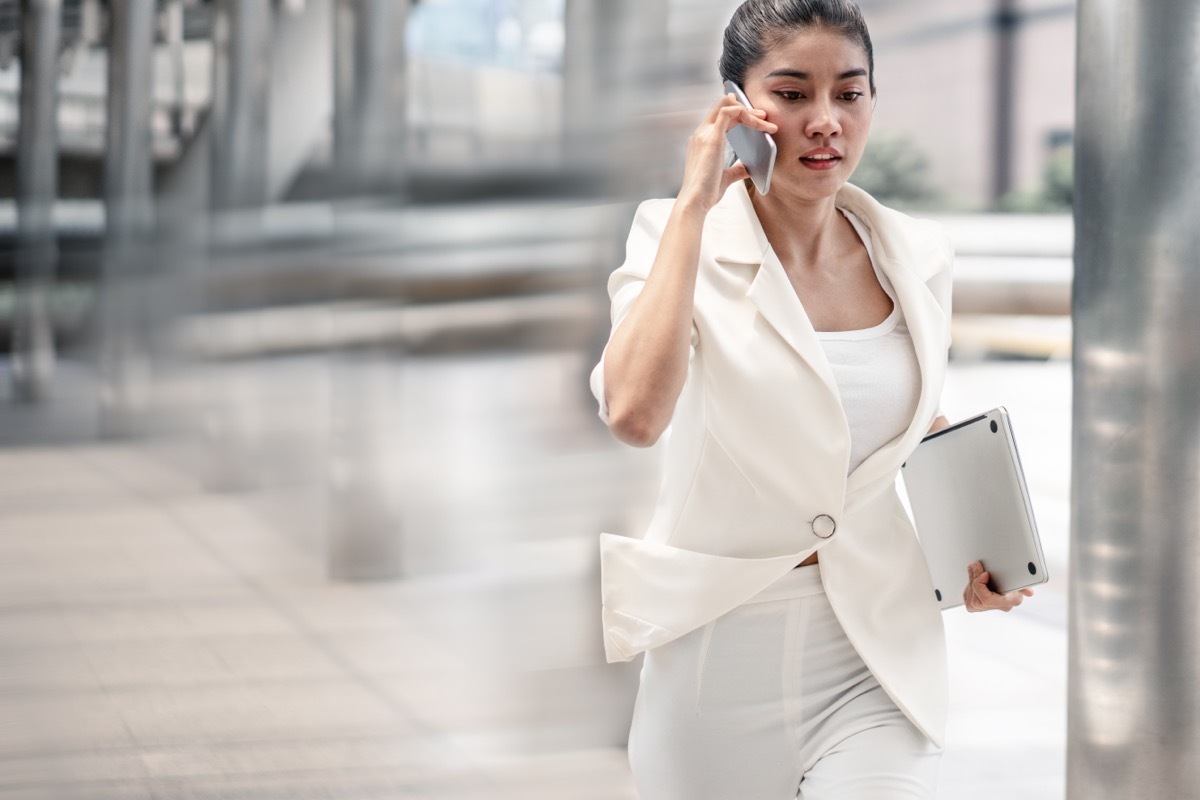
[711, 182, 842, 398]
[744, 250, 842, 396]
[704, 180, 950, 497]
[838, 186, 949, 496]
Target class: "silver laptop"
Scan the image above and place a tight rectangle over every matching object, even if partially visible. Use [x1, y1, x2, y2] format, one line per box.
[901, 407, 1049, 610]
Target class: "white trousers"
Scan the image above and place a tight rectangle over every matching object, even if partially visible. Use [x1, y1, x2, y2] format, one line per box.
[627, 565, 941, 800]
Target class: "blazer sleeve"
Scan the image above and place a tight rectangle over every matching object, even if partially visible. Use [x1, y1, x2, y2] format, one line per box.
[589, 198, 700, 424]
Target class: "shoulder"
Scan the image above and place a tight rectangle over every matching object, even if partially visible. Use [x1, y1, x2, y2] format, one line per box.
[611, 198, 677, 281]
[621, 182, 765, 274]
[630, 182, 754, 240]
[837, 184, 953, 281]
[629, 197, 677, 233]
[838, 183, 948, 245]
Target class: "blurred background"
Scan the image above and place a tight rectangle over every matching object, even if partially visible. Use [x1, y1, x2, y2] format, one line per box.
[0, 1, 1072, 798]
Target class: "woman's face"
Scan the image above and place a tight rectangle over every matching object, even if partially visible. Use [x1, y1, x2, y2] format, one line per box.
[741, 26, 874, 201]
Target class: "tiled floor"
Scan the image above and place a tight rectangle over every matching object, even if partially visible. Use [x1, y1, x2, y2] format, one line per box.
[0, 353, 1069, 799]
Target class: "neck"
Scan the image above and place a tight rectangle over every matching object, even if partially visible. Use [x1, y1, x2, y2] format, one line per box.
[749, 181, 847, 267]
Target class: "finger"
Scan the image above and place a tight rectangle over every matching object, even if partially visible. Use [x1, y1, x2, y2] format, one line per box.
[983, 583, 1027, 612]
[735, 108, 777, 133]
[746, 115, 779, 133]
[966, 578, 988, 612]
[705, 93, 740, 122]
[979, 575, 1030, 604]
[975, 570, 992, 596]
[965, 561, 997, 611]
[990, 592, 1021, 612]
[708, 93, 754, 124]
[723, 161, 750, 185]
[964, 563, 982, 610]
[716, 104, 753, 128]
[976, 573, 1008, 607]
[715, 104, 777, 134]
[973, 571, 1007, 611]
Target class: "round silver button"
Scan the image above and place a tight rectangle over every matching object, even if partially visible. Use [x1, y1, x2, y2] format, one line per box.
[811, 514, 837, 539]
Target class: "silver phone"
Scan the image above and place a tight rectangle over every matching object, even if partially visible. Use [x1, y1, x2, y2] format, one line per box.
[723, 80, 777, 195]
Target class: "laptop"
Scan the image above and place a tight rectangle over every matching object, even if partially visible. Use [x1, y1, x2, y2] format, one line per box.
[901, 407, 1049, 610]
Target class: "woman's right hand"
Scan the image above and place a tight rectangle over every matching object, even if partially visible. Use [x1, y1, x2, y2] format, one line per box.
[678, 93, 778, 212]
[602, 95, 776, 447]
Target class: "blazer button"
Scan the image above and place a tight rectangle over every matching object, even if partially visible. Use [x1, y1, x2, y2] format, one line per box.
[812, 514, 837, 539]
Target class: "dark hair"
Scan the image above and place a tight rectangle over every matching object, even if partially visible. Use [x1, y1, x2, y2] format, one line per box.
[719, 0, 875, 94]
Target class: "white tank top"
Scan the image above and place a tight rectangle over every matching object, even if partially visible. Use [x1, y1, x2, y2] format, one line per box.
[816, 211, 921, 475]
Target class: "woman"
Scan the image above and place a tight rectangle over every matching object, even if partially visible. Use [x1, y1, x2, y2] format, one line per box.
[589, 1, 1032, 798]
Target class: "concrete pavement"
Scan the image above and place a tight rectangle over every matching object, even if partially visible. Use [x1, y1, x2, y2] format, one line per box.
[0, 352, 1069, 799]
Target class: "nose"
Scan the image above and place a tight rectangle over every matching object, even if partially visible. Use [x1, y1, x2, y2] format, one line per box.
[805, 98, 841, 139]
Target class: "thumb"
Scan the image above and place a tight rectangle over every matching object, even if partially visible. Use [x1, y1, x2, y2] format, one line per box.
[723, 161, 750, 186]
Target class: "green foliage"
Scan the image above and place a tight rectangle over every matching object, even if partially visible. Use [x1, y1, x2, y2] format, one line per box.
[850, 131, 940, 209]
[999, 146, 1073, 212]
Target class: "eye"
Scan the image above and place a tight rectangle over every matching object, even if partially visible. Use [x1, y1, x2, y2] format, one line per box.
[839, 91, 866, 102]
[774, 90, 804, 101]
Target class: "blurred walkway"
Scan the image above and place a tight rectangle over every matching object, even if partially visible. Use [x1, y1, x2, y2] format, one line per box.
[0, 353, 1069, 799]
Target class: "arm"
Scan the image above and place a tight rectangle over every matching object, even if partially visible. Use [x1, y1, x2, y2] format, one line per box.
[602, 201, 705, 446]
[602, 95, 777, 447]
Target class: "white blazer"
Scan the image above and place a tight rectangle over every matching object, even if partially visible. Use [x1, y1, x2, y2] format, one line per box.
[590, 180, 955, 745]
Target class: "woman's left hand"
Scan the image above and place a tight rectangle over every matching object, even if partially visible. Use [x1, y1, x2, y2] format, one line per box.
[963, 560, 1033, 612]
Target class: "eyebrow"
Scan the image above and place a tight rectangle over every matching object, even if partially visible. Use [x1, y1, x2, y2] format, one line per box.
[764, 68, 868, 81]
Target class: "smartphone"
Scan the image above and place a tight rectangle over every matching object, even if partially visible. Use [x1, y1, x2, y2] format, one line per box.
[723, 80, 777, 195]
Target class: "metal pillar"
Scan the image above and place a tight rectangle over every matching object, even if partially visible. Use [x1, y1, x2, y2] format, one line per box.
[266, 0, 334, 200]
[328, 0, 410, 580]
[99, 0, 156, 436]
[210, 0, 270, 210]
[203, 0, 272, 491]
[561, 0, 601, 165]
[332, 0, 410, 194]
[11, 0, 61, 402]
[1069, 1, 1200, 797]
[990, 0, 1017, 205]
[105, 0, 154, 233]
[562, 0, 668, 187]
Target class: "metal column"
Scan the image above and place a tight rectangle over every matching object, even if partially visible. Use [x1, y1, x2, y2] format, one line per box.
[328, 0, 411, 580]
[203, 0, 273, 491]
[1069, 1, 1200, 797]
[99, 0, 156, 436]
[104, 0, 154, 234]
[561, 0, 601, 166]
[990, 0, 1018, 205]
[11, 0, 62, 402]
[211, 0, 270, 210]
[332, 0, 410, 194]
[562, 0, 669, 189]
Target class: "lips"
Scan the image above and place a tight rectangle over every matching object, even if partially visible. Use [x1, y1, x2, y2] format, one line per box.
[799, 147, 842, 170]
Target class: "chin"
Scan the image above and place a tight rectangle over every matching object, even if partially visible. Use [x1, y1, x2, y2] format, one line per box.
[774, 169, 847, 200]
